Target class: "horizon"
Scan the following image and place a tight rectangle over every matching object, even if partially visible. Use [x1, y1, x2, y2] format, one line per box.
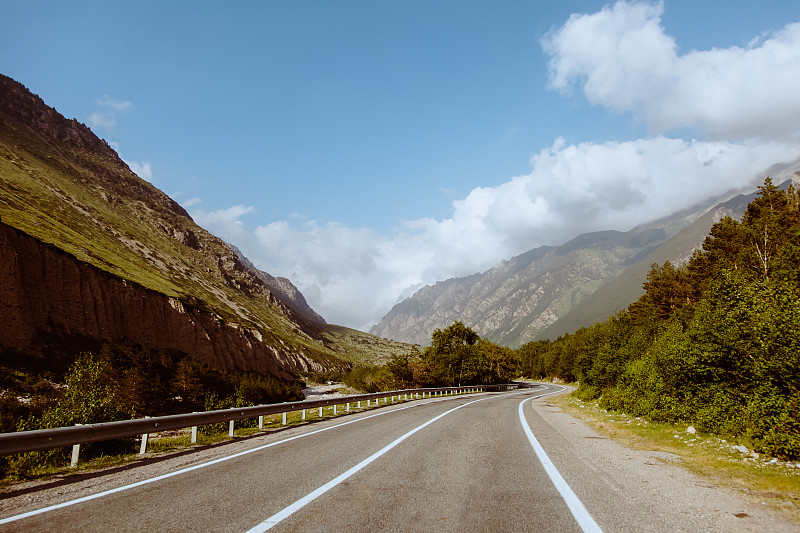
[3, 1, 800, 330]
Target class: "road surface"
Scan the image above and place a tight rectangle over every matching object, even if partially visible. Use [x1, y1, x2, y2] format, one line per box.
[0, 383, 794, 532]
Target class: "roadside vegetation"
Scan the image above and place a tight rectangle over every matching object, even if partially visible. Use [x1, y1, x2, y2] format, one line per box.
[310, 321, 517, 393]
[518, 179, 800, 461]
[552, 392, 800, 521]
[0, 341, 302, 479]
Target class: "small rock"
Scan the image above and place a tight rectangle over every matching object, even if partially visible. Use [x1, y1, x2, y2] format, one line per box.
[686, 426, 696, 435]
[732, 445, 749, 454]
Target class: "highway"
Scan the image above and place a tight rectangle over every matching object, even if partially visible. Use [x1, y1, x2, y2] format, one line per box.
[2, 383, 792, 532]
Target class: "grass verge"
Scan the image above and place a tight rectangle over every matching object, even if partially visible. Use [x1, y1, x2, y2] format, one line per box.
[549, 388, 800, 524]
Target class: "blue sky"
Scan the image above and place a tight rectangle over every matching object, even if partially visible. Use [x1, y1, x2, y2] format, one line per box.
[3, 1, 800, 330]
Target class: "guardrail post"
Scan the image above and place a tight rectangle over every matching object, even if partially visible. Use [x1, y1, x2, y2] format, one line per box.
[139, 433, 149, 456]
[70, 424, 82, 468]
[70, 443, 80, 468]
[229, 420, 235, 437]
[138, 417, 151, 456]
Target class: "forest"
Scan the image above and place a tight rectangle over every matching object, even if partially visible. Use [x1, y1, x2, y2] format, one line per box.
[514, 179, 800, 460]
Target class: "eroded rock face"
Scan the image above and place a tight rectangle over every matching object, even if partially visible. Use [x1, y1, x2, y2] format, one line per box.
[0, 222, 331, 378]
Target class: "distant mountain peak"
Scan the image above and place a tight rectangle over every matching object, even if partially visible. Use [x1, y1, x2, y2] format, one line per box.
[371, 165, 800, 347]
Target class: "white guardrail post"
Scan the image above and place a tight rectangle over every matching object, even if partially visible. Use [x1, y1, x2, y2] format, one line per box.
[139, 416, 151, 456]
[70, 423, 82, 468]
[0, 384, 519, 463]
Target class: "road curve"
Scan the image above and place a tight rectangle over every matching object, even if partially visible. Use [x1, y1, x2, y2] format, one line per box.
[4, 383, 793, 532]
[0, 384, 599, 532]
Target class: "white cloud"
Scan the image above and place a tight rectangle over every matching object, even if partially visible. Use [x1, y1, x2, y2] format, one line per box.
[543, 1, 800, 142]
[198, 137, 798, 330]
[89, 111, 117, 131]
[124, 160, 153, 182]
[190, 204, 255, 250]
[98, 95, 132, 113]
[182, 197, 202, 208]
[190, 1, 800, 330]
[88, 94, 132, 133]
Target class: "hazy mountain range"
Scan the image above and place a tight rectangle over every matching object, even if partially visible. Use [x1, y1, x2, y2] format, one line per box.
[371, 160, 800, 348]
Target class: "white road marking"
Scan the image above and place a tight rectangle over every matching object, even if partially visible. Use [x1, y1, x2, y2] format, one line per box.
[519, 387, 604, 533]
[0, 393, 485, 526]
[245, 393, 516, 532]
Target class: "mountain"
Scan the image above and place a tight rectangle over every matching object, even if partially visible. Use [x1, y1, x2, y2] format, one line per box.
[371, 162, 800, 348]
[0, 74, 410, 379]
[229, 244, 326, 324]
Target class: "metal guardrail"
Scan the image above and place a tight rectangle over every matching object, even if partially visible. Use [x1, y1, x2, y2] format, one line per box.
[0, 384, 519, 462]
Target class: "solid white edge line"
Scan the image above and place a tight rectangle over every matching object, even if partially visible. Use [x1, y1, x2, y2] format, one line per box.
[518, 386, 603, 533]
[0, 393, 487, 526]
[245, 390, 529, 532]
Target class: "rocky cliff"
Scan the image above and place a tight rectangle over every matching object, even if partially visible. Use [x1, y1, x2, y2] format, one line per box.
[0, 220, 331, 377]
[0, 74, 407, 377]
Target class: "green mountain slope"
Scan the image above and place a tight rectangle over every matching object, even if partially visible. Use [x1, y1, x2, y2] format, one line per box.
[0, 74, 409, 375]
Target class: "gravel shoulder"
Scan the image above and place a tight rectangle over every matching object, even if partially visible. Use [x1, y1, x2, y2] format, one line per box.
[530, 385, 799, 532]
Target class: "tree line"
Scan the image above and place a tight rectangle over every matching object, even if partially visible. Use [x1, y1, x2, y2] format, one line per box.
[515, 179, 800, 459]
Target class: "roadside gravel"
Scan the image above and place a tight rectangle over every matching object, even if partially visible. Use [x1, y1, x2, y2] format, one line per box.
[529, 387, 799, 532]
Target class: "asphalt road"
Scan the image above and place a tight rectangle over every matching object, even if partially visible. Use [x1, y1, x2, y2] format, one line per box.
[0, 384, 604, 532]
[11, 381, 793, 532]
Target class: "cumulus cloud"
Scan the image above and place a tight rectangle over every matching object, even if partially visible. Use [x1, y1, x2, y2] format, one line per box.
[192, 1, 800, 330]
[198, 137, 798, 330]
[88, 94, 132, 133]
[543, 1, 800, 141]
